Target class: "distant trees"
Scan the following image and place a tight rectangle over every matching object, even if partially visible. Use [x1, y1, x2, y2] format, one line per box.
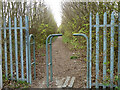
[60, 2, 118, 36]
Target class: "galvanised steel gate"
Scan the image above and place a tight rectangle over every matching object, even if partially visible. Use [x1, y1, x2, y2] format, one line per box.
[46, 34, 90, 88]
[0, 16, 36, 86]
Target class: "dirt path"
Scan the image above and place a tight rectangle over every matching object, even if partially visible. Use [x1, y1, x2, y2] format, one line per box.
[31, 37, 87, 88]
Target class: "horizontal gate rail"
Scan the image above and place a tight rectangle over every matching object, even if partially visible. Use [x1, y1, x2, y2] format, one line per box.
[92, 24, 118, 27]
[1, 27, 26, 29]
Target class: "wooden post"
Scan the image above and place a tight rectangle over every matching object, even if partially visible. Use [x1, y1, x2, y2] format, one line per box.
[0, 0, 2, 89]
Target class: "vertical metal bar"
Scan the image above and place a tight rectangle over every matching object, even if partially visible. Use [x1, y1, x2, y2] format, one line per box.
[33, 37, 36, 80]
[0, 65, 2, 89]
[29, 36, 31, 84]
[46, 35, 52, 87]
[9, 17, 13, 79]
[110, 12, 115, 88]
[20, 16, 24, 81]
[14, 16, 19, 80]
[87, 35, 89, 88]
[96, 12, 99, 88]
[46, 36, 49, 87]
[118, 11, 120, 87]
[45, 34, 62, 87]
[25, 16, 29, 83]
[4, 17, 8, 78]
[118, 2, 120, 87]
[89, 12, 92, 88]
[50, 37, 53, 82]
[103, 12, 107, 88]
[0, 16, 3, 89]
[29, 34, 36, 81]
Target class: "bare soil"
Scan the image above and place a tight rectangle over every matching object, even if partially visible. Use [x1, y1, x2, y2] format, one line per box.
[31, 37, 87, 88]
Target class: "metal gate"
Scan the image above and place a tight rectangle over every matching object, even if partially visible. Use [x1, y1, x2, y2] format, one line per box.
[45, 11, 120, 89]
[45, 34, 90, 88]
[0, 16, 36, 87]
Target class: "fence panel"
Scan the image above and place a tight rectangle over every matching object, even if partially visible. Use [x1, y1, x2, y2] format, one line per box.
[0, 16, 36, 85]
[89, 12, 120, 88]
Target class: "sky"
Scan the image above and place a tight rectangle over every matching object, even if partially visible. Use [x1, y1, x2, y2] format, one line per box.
[44, 0, 62, 27]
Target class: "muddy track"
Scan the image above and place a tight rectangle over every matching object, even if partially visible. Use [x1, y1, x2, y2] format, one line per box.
[31, 37, 87, 88]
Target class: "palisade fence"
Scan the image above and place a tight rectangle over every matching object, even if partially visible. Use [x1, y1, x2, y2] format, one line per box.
[0, 16, 36, 88]
[88, 12, 120, 88]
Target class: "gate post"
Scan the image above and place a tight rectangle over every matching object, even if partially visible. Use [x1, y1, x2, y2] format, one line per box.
[29, 34, 36, 84]
[46, 34, 52, 87]
[49, 36, 53, 82]
[46, 34, 62, 87]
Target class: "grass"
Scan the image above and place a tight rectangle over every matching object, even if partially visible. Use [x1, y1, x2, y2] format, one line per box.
[70, 56, 78, 59]
[3, 75, 30, 88]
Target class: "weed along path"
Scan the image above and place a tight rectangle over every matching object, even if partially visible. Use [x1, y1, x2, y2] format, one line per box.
[31, 37, 87, 88]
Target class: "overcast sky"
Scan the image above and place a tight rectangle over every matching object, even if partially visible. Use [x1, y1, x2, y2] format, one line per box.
[44, 0, 62, 27]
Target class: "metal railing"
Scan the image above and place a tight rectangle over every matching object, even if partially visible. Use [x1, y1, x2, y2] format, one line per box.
[45, 34, 90, 88]
[0, 16, 36, 87]
[46, 34, 62, 87]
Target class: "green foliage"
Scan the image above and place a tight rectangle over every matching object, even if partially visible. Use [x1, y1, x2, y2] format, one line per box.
[115, 75, 118, 81]
[60, 1, 119, 87]
[70, 56, 78, 59]
[41, 53, 45, 56]
[17, 81, 28, 85]
[29, 2, 58, 49]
